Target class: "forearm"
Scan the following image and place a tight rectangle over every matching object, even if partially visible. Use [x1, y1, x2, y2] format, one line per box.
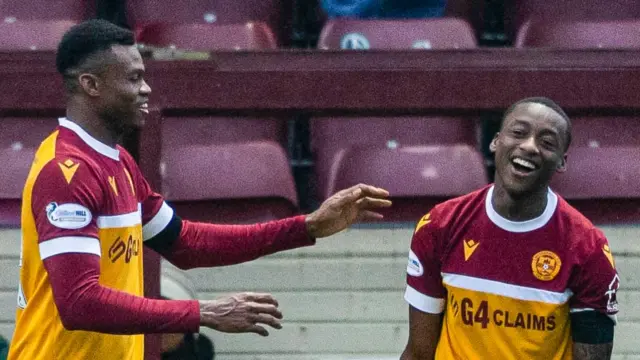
[573, 342, 613, 360]
[45, 253, 200, 334]
[160, 215, 315, 270]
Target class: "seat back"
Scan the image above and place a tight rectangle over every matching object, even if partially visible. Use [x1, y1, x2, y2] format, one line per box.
[317, 18, 477, 49]
[137, 22, 278, 50]
[1, 0, 91, 21]
[0, 20, 77, 51]
[331, 145, 487, 221]
[162, 141, 298, 223]
[550, 146, 640, 224]
[311, 116, 478, 199]
[516, 19, 640, 48]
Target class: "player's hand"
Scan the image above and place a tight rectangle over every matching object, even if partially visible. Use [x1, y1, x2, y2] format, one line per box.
[199, 292, 283, 336]
[305, 183, 391, 238]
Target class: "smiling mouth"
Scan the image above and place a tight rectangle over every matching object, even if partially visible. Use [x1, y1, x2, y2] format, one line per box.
[511, 157, 539, 175]
[139, 103, 149, 114]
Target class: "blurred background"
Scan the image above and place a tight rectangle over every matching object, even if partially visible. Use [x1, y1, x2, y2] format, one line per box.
[0, 0, 640, 359]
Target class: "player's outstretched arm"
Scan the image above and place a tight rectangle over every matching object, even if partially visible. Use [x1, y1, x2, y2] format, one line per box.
[400, 306, 442, 360]
[46, 252, 284, 336]
[146, 184, 391, 270]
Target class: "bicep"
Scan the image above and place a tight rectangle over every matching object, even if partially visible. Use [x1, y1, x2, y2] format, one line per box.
[402, 305, 443, 360]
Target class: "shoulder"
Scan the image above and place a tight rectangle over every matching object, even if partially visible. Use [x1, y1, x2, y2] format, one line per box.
[413, 185, 489, 236]
[554, 195, 608, 257]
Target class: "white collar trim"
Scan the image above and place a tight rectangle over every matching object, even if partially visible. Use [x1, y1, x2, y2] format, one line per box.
[485, 185, 557, 233]
[58, 118, 120, 161]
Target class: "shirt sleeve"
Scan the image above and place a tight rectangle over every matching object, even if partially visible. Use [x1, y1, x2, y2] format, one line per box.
[569, 231, 620, 324]
[404, 209, 446, 314]
[123, 156, 175, 242]
[31, 158, 103, 260]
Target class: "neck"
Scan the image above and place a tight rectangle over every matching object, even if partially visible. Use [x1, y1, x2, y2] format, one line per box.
[66, 102, 118, 148]
[491, 180, 549, 222]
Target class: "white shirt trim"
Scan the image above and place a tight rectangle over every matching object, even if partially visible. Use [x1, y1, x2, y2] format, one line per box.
[39, 236, 101, 260]
[485, 185, 558, 233]
[442, 272, 572, 304]
[404, 285, 445, 314]
[143, 202, 174, 241]
[58, 117, 120, 161]
[97, 205, 142, 229]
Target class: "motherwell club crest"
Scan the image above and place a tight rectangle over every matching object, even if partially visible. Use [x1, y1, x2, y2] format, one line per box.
[531, 250, 562, 281]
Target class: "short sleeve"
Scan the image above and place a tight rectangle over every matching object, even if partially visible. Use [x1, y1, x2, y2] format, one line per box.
[404, 211, 446, 314]
[121, 155, 175, 242]
[30, 158, 103, 260]
[569, 233, 620, 324]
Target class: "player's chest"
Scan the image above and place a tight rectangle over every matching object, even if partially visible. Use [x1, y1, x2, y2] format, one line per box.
[441, 224, 575, 292]
[99, 164, 139, 213]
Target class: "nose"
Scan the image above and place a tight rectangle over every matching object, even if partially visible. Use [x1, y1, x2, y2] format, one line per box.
[519, 135, 539, 154]
[140, 79, 151, 96]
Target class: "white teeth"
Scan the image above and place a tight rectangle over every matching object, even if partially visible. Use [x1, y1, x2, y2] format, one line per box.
[513, 158, 536, 170]
[141, 103, 148, 108]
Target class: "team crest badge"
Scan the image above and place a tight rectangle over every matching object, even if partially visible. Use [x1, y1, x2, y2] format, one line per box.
[531, 250, 562, 281]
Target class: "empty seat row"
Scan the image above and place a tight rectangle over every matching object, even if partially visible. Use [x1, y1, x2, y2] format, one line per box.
[1, 117, 639, 226]
[2, 17, 640, 51]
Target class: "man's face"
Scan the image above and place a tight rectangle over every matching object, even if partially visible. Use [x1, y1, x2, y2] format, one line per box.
[96, 45, 151, 135]
[490, 102, 569, 197]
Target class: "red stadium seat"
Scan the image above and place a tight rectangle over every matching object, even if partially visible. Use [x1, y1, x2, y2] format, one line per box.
[571, 117, 640, 147]
[0, 118, 57, 227]
[161, 141, 298, 224]
[0, 20, 77, 51]
[126, 0, 290, 45]
[550, 147, 640, 224]
[137, 22, 277, 51]
[162, 117, 286, 148]
[331, 145, 487, 221]
[0, 0, 90, 21]
[505, 0, 640, 42]
[317, 18, 477, 49]
[516, 19, 640, 49]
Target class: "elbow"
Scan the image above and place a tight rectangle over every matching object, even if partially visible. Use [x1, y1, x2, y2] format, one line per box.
[58, 306, 89, 331]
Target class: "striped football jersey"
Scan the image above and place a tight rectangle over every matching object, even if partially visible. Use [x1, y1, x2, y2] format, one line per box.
[405, 185, 620, 359]
[9, 118, 174, 360]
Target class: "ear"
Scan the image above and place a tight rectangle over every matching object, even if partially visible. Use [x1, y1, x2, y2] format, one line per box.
[556, 153, 568, 173]
[489, 132, 500, 153]
[78, 73, 101, 97]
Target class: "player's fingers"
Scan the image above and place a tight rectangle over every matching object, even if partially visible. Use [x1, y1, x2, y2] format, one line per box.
[243, 292, 279, 306]
[356, 210, 385, 222]
[248, 324, 269, 337]
[252, 313, 283, 330]
[249, 302, 283, 319]
[356, 197, 392, 209]
[355, 184, 390, 198]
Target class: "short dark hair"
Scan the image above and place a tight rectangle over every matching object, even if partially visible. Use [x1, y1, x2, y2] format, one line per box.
[503, 97, 572, 152]
[56, 19, 135, 89]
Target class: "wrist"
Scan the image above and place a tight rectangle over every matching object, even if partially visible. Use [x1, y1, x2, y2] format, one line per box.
[304, 213, 319, 238]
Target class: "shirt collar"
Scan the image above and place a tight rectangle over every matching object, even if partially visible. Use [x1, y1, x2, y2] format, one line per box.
[485, 185, 558, 233]
[58, 117, 120, 161]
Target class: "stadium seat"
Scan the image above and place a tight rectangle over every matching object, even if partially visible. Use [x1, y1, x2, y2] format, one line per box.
[331, 144, 487, 222]
[161, 141, 298, 224]
[550, 147, 640, 224]
[311, 116, 483, 221]
[0, 118, 57, 227]
[0, 0, 90, 21]
[516, 19, 640, 48]
[0, 20, 77, 51]
[126, 0, 290, 45]
[571, 117, 640, 147]
[504, 0, 640, 42]
[317, 18, 477, 49]
[162, 117, 286, 148]
[137, 22, 277, 51]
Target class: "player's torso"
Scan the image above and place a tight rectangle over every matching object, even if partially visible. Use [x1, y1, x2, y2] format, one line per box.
[434, 189, 577, 360]
[10, 129, 144, 360]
